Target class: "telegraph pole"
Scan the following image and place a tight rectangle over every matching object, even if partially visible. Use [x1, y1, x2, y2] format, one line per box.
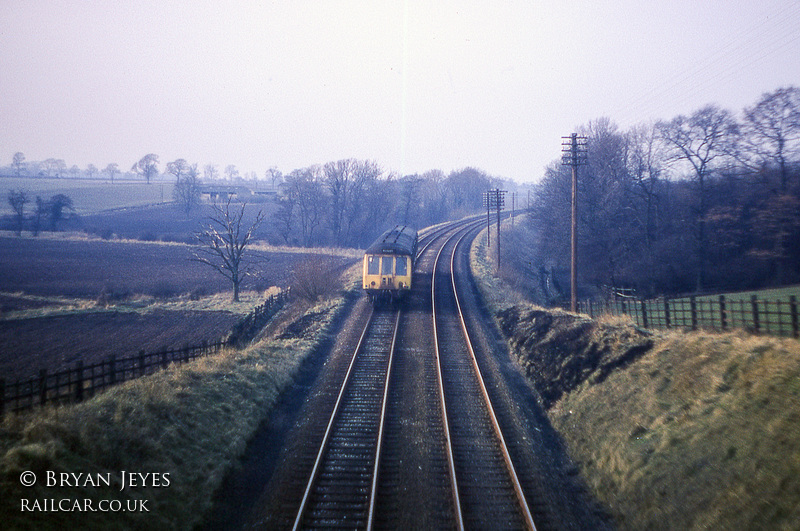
[482, 188, 507, 269]
[562, 133, 587, 312]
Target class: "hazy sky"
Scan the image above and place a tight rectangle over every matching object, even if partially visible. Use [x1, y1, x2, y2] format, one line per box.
[2, 1, 799, 183]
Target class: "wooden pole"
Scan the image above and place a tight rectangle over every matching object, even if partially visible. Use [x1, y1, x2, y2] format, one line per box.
[570, 134, 578, 313]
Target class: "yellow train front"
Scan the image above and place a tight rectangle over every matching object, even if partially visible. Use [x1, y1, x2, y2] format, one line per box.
[363, 225, 418, 302]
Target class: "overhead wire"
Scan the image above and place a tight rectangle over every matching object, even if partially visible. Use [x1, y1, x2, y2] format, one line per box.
[610, 2, 800, 125]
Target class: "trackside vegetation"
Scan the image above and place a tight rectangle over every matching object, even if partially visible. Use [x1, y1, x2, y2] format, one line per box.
[0, 265, 361, 530]
[470, 227, 800, 529]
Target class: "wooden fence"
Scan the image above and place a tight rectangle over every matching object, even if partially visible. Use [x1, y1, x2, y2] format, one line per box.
[578, 294, 799, 339]
[0, 289, 289, 415]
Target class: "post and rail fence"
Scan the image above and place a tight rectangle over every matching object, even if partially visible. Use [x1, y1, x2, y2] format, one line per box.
[1, 289, 290, 415]
[577, 293, 799, 339]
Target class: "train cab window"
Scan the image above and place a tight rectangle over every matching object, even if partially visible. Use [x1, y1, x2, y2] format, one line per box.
[396, 256, 408, 276]
[367, 256, 380, 275]
[381, 256, 394, 275]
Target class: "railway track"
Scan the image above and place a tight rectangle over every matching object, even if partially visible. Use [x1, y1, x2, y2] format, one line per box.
[432, 223, 536, 530]
[292, 306, 401, 529]
[259, 218, 547, 529]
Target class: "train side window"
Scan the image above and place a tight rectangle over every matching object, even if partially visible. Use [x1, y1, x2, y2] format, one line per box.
[367, 256, 379, 275]
[396, 256, 408, 276]
[381, 256, 394, 275]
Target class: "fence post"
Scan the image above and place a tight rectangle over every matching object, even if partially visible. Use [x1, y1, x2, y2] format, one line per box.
[75, 361, 84, 402]
[790, 296, 798, 339]
[720, 295, 727, 331]
[109, 355, 116, 385]
[663, 298, 671, 329]
[640, 300, 648, 329]
[690, 296, 698, 330]
[0, 378, 5, 416]
[39, 369, 48, 407]
[138, 350, 146, 377]
[751, 295, 760, 333]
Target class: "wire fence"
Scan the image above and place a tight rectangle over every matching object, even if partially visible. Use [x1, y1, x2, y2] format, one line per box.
[578, 293, 799, 339]
[0, 289, 290, 415]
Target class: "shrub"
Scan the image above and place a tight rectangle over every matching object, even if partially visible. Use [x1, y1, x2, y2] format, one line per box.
[291, 257, 340, 302]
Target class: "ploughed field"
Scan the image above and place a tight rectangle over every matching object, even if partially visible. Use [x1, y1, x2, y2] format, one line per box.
[0, 236, 299, 300]
[0, 236, 353, 381]
[0, 310, 239, 381]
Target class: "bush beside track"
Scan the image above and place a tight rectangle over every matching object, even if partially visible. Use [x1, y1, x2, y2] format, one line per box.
[470, 225, 800, 529]
[0, 265, 362, 530]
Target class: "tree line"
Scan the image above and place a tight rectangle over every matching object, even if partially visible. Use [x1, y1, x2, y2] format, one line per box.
[528, 86, 800, 299]
[6, 191, 74, 236]
[270, 162, 509, 249]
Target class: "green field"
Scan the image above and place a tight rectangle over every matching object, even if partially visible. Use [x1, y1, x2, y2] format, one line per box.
[581, 285, 800, 338]
[0, 177, 173, 215]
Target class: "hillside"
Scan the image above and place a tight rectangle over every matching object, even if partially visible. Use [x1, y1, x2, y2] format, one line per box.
[471, 228, 800, 529]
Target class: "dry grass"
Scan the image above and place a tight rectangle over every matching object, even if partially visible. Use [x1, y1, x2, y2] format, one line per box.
[469, 228, 530, 313]
[468, 228, 800, 529]
[250, 242, 363, 258]
[0, 278, 354, 529]
[549, 330, 800, 529]
[1, 288, 279, 322]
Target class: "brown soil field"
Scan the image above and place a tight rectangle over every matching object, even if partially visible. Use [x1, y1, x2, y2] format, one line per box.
[0, 236, 326, 300]
[0, 236, 356, 381]
[0, 310, 240, 381]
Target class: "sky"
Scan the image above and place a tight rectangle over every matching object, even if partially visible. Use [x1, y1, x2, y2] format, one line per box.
[1, 1, 799, 183]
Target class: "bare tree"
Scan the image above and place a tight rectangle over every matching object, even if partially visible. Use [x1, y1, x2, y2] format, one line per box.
[173, 163, 202, 214]
[658, 104, 739, 289]
[132, 154, 159, 184]
[32, 196, 46, 236]
[287, 167, 325, 247]
[192, 199, 265, 302]
[103, 163, 119, 183]
[166, 158, 189, 182]
[204, 164, 219, 181]
[55, 159, 67, 178]
[47, 194, 75, 231]
[86, 164, 98, 179]
[741, 86, 800, 192]
[12, 152, 26, 176]
[43, 158, 59, 178]
[7, 189, 28, 236]
[266, 166, 282, 188]
[225, 164, 239, 181]
[323, 158, 357, 246]
[626, 122, 665, 250]
[273, 192, 296, 245]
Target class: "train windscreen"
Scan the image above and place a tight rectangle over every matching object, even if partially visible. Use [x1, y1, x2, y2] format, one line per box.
[381, 256, 393, 275]
[367, 256, 380, 275]
[396, 256, 408, 276]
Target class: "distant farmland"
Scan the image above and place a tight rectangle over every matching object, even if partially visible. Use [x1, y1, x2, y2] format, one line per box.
[0, 177, 173, 216]
[78, 202, 275, 242]
[0, 235, 356, 381]
[0, 236, 299, 300]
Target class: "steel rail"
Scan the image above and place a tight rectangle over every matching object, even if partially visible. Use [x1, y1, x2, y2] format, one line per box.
[366, 307, 401, 530]
[291, 307, 401, 530]
[431, 225, 466, 531]
[449, 225, 537, 530]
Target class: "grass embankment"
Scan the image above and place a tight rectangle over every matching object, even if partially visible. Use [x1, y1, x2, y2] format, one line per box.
[470, 229, 800, 529]
[0, 265, 361, 530]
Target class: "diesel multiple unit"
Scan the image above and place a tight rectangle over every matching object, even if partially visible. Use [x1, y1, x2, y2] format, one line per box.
[363, 225, 418, 301]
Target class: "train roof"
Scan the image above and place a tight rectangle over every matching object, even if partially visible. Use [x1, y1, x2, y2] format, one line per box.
[365, 225, 417, 256]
